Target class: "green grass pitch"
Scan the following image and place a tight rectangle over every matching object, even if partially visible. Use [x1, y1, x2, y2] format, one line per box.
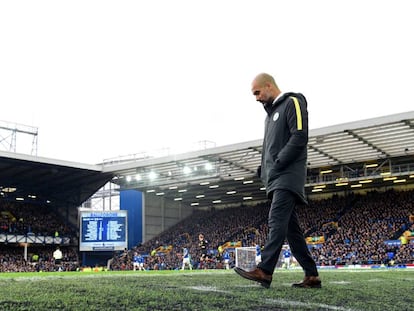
[0, 269, 413, 310]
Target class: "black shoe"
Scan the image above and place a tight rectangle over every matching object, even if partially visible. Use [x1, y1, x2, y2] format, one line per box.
[292, 276, 322, 288]
[234, 267, 272, 288]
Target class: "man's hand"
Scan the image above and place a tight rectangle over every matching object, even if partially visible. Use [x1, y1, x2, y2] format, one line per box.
[257, 165, 261, 178]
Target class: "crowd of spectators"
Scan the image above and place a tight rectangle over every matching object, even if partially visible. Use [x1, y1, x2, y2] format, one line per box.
[0, 245, 79, 272]
[110, 189, 414, 271]
[1, 189, 413, 272]
[0, 201, 75, 237]
[1, 201, 79, 272]
[109, 204, 271, 271]
[311, 190, 414, 266]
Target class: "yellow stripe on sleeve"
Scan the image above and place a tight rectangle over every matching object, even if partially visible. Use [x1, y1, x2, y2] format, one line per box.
[290, 96, 302, 130]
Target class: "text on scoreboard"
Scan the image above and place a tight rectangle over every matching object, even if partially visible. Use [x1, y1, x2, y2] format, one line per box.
[79, 210, 128, 251]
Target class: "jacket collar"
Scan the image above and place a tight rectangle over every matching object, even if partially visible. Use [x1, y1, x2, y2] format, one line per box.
[263, 92, 288, 115]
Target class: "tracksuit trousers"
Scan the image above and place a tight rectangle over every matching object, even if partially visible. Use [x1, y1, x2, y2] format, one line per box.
[258, 189, 319, 277]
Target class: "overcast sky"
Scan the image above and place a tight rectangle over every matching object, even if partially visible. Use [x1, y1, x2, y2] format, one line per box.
[1, 0, 413, 164]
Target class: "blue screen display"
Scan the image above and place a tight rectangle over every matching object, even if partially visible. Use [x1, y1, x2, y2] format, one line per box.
[79, 211, 128, 251]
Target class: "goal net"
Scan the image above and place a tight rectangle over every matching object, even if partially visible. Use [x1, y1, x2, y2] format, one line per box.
[235, 247, 257, 271]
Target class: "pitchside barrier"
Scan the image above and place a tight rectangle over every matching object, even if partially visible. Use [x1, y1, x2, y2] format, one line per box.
[0, 234, 70, 245]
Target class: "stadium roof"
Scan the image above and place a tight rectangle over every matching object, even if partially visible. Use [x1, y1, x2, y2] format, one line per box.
[104, 111, 414, 207]
[0, 150, 113, 208]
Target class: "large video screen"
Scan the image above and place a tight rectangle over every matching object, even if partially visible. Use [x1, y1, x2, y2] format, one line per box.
[79, 210, 128, 251]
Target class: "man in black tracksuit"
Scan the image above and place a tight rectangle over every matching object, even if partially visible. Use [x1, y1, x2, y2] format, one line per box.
[235, 73, 321, 289]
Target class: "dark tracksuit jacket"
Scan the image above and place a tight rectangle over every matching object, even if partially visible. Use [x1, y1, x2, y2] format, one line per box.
[260, 92, 309, 204]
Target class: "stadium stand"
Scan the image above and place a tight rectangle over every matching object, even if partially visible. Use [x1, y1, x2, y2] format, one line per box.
[1, 186, 413, 272]
[1, 112, 414, 272]
[0, 200, 79, 272]
[0, 201, 75, 237]
[108, 189, 414, 271]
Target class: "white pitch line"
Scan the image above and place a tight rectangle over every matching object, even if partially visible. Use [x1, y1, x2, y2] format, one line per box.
[329, 281, 352, 285]
[187, 285, 232, 294]
[266, 299, 360, 311]
[188, 285, 359, 311]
